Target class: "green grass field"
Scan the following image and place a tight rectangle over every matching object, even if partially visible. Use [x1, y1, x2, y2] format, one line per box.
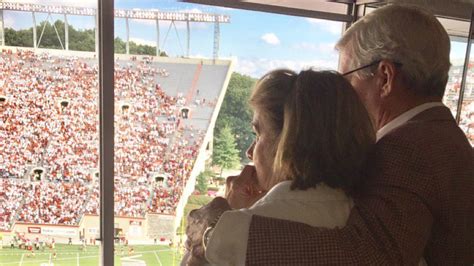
[0, 244, 183, 266]
[0, 195, 213, 266]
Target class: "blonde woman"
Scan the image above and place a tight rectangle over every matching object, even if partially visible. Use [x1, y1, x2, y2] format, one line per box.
[184, 69, 375, 265]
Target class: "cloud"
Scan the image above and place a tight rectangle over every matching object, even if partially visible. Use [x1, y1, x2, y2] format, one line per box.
[234, 57, 338, 78]
[306, 18, 342, 35]
[129, 37, 156, 47]
[293, 42, 336, 54]
[261, 33, 280, 45]
[3, 17, 15, 28]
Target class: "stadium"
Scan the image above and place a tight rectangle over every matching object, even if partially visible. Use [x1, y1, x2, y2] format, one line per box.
[1, 0, 473, 265]
[0, 45, 233, 264]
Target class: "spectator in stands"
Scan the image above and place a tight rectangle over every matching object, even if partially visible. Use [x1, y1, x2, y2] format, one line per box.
[183, 69, 375, 265]
[185, 5, 474, 265]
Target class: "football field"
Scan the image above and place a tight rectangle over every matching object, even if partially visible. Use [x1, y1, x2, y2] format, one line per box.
[0, 244, 183, 266]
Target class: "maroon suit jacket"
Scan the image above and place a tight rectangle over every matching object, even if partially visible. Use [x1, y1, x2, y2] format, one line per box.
[246, 106, 474, 265]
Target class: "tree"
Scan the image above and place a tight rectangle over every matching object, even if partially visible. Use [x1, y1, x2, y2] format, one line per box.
[215, 73, 256, 162]
[36, 20, 65, 49]
[4, 20, 164, 56]
[5, 28, 33, 47]
[69, 27, 95, 52]
[212, 125, 240, 177]
[130, 41, 156, 55]
[196, 172, 208, 194]
[114, 37, 126, 54]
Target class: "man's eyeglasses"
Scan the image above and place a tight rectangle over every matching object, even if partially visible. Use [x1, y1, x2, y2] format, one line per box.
[342, 60, 402, 76]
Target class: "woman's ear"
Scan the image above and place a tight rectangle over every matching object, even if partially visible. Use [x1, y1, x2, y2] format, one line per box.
[376, 60, 397, 98]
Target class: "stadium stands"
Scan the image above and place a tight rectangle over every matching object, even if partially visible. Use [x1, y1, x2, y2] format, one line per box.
[0, 49, 230, 230]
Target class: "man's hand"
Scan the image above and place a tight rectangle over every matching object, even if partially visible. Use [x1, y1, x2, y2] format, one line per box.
[184, 197, 231, 265]
[225, 165, 266, 209]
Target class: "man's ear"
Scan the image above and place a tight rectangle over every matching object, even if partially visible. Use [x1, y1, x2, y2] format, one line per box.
[376, 60, 397, 98]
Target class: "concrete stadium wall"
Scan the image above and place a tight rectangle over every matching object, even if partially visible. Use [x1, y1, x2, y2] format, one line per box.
[7, 223, 80, 245]
[79, 215, 149, 245]
[3, 215, 150, 245]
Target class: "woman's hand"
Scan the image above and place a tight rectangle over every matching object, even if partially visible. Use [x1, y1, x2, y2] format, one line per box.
[184, 197, 231, 265]
[225, 165, 266, 209]
[183, 166, 265, 265]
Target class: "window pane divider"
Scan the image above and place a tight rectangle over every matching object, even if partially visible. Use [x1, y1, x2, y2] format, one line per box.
[98, 0, 115, 265]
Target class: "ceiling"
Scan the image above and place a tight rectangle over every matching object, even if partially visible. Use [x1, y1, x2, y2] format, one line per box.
[183, 0, 474, 38]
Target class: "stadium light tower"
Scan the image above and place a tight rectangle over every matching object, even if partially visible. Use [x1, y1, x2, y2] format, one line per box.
[0, 2, 230, 59]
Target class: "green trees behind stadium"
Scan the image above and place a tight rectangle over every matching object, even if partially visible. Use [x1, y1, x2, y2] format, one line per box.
[196, 169, 216, 194]
[212, 125, 240, 176]
[4, 20, 166, 56]
[215, 73, 257, 163]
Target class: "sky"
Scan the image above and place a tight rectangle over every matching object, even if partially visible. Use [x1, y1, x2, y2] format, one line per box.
[3, 0, 470, 78]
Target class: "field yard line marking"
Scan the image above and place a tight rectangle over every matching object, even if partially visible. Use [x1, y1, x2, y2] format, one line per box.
[49, 253, 51, 264]
[0, 255, 101, 265]
[153, 251, 162, 266]
[121, 254, 142, 260]
[71, 255, 98, 260]
[156, 249, 173, 253]
[19, 253, 24, 266]
[77, 253, 80, 266]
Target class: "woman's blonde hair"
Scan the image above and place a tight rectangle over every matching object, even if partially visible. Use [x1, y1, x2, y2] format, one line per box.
[250, 69, 375, 191]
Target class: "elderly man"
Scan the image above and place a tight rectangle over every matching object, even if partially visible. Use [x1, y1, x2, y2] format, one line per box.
[185, 4, 474, 265]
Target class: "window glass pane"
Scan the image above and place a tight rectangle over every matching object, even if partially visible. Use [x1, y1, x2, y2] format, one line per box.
[444, 39, 468, 116]
[458, 42, 474, 145]
[111, 1, 341, 265]
[0, 2, 100, 264]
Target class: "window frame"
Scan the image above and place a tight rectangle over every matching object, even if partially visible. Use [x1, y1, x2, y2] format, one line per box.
[455, 11, 473, 124]
[97, 0, 115, 264]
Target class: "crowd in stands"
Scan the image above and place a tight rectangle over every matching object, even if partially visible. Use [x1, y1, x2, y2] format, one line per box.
[17, 181, 90, 225]
[444, 66, 474, 144]
[0, 49, 207, 230]
[148, 130, 203, 214]
[0, 179, 28, 230]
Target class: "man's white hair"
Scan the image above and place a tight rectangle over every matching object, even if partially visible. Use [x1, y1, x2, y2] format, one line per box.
[336, 4, 451, 97]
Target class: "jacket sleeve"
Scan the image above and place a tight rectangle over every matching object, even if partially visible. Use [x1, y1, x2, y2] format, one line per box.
[246, 136, 435, 265]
